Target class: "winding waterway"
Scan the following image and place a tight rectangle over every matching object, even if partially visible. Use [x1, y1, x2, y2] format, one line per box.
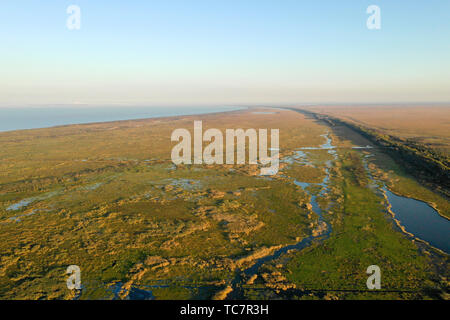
[226, 130, 450, 299]
[102, 130, 449, 300]
[227, 132, 337, 299]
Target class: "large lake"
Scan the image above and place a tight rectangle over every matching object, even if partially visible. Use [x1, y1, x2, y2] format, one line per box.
[0, 106, 245, 132]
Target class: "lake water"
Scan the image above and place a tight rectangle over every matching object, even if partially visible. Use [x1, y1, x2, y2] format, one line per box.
[384, 188, 450, 253]
[0, 106, 245, 132]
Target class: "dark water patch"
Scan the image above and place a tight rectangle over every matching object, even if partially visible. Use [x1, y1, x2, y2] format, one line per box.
[362, 153, 449, 254]
[384, 188, 450, 254]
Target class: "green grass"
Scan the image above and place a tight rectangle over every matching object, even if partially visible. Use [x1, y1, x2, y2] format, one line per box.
[284, 151, 435, 299]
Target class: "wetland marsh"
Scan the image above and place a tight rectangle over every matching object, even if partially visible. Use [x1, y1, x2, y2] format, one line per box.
[0, 107, 448, 300]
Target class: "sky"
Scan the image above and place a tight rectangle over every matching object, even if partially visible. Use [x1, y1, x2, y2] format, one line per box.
[0, 0, 449, 107]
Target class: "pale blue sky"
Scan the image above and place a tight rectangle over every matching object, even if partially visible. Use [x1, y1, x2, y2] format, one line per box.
[1, 0, 449, 106]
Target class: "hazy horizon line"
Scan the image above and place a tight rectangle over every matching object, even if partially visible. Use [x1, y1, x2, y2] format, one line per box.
[1, 101, 449, 109]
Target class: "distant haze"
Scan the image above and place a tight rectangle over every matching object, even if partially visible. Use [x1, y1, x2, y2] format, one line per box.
[1, 1, 449, 106]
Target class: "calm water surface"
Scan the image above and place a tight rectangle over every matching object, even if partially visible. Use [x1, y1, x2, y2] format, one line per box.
[0, 106, 245, 132]
[384, 188, 450, 253]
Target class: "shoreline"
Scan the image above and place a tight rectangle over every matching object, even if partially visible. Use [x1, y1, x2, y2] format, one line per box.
[0, 106, 249, 134]
[386, 183, 450, 221]
[382, 188, 449, 257]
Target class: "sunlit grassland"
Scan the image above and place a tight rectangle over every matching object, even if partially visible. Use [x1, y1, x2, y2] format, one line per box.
[296, 106, 450, 219]
[301, 105, 450, 156]
[0, 108, 325, 299]
[368, 149, 450, 218]
[0, 107, 447, 300]
[284, 150, 433, 299]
